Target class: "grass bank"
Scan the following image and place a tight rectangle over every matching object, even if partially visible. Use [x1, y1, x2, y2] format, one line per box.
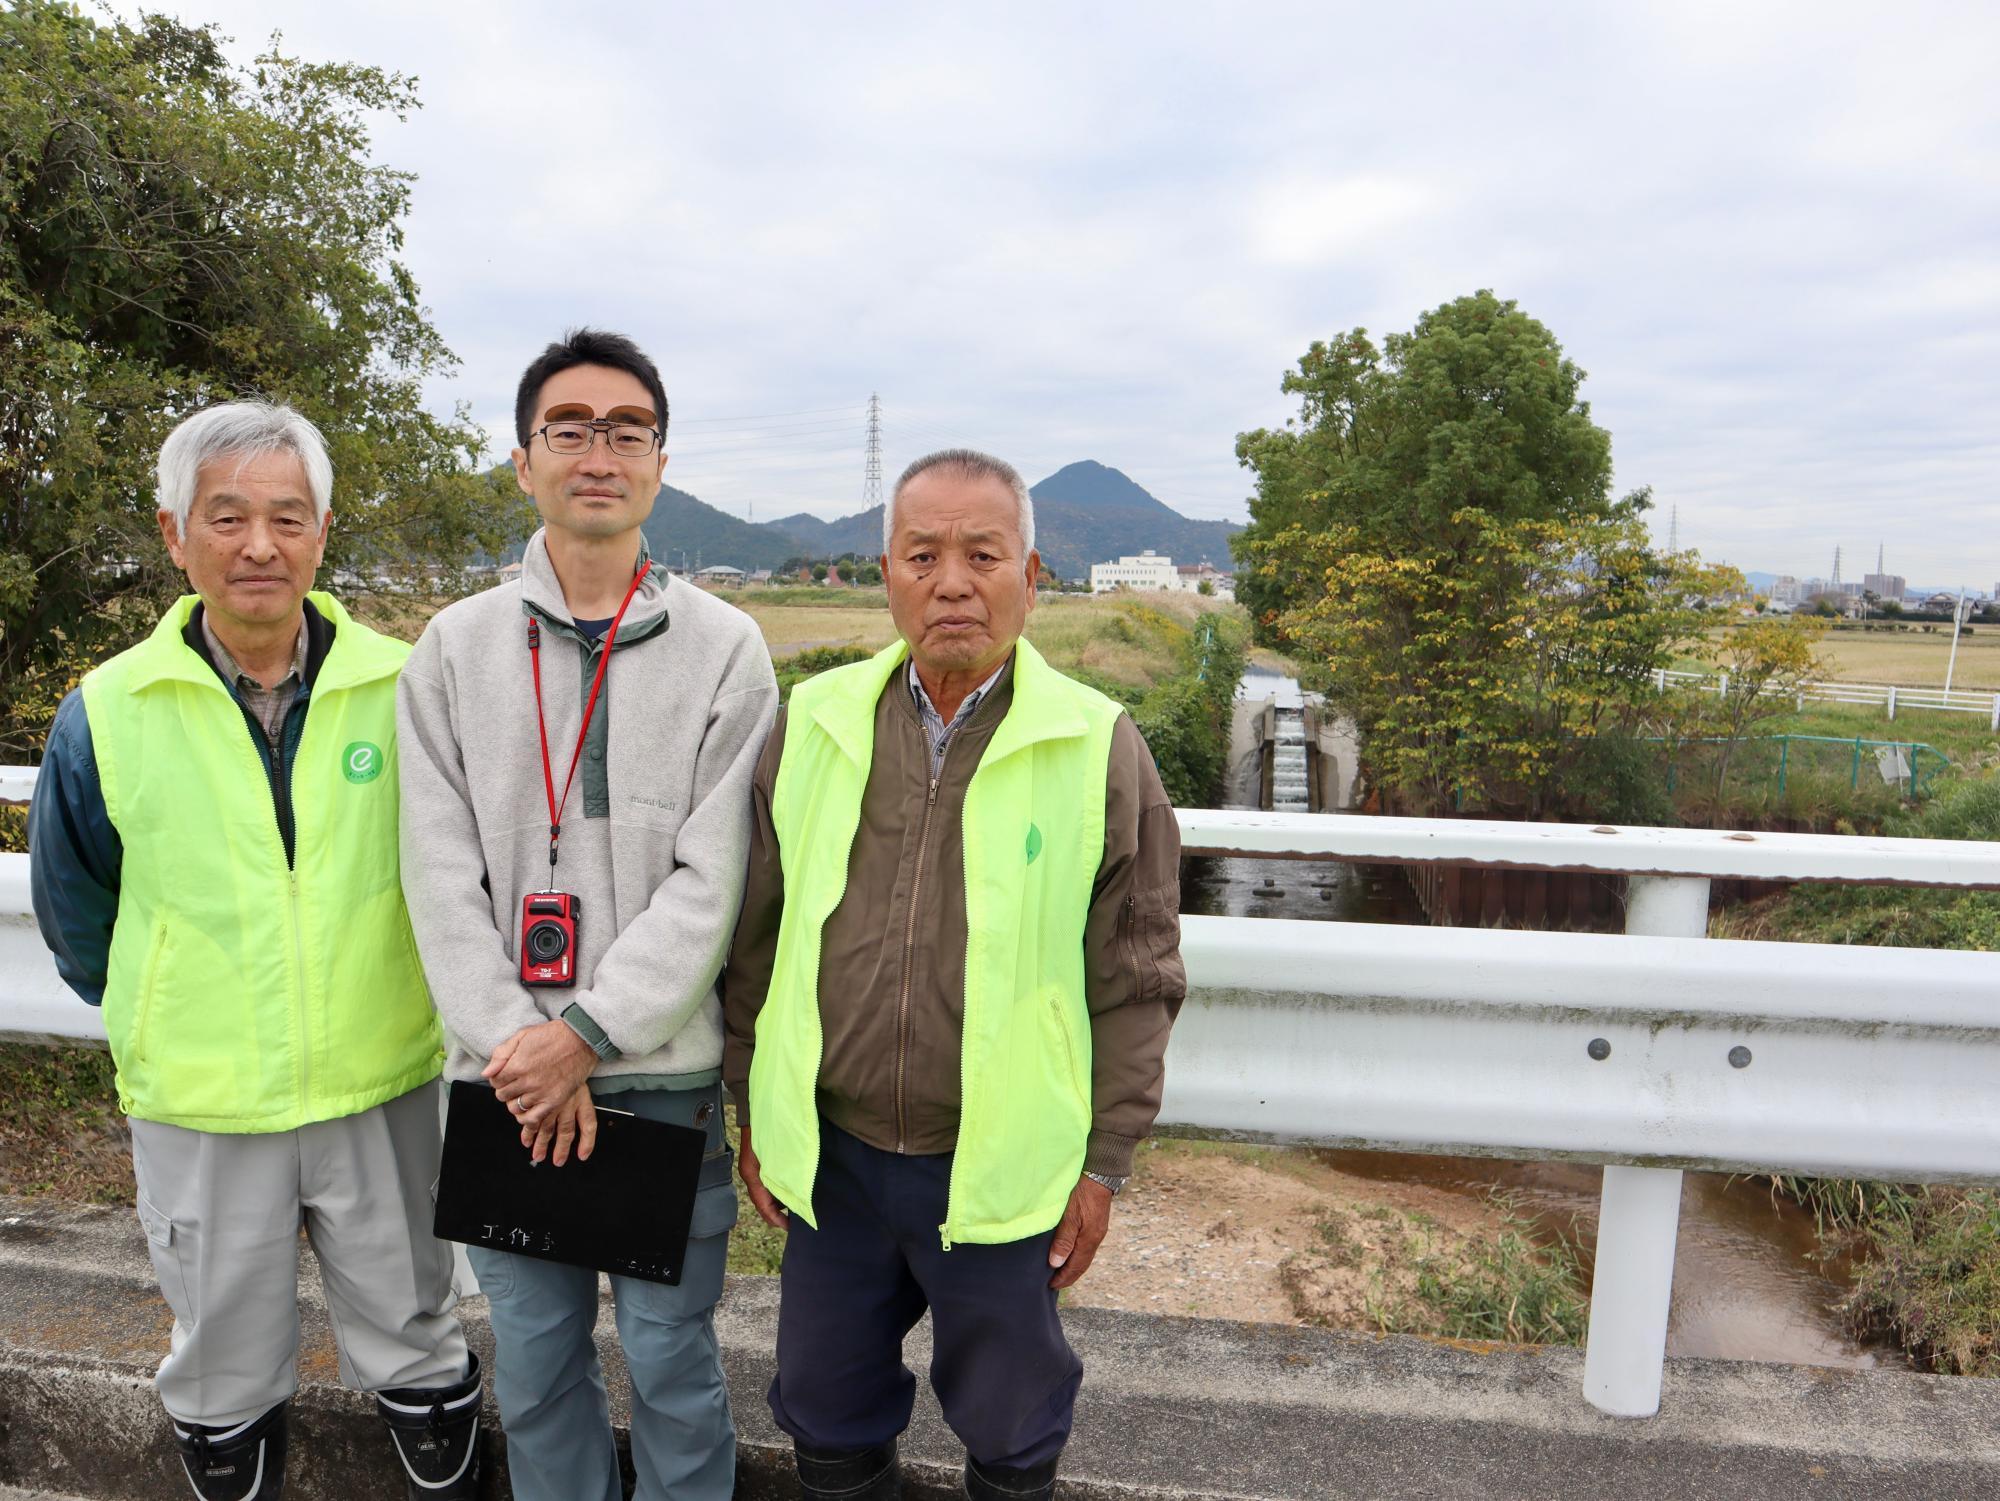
[1634, 698, 1999, 837]
[1718, 774, 2000, 1372]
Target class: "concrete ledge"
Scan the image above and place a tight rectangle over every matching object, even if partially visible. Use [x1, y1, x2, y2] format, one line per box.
[4, 1195, 2000, 1499]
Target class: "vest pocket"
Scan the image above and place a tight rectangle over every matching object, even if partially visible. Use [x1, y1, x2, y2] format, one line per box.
[1043, 989, 1091, 1113]
[128, 917, 171, 1068]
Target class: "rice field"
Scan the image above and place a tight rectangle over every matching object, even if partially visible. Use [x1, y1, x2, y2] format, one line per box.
[1710, 622, 2000, 690]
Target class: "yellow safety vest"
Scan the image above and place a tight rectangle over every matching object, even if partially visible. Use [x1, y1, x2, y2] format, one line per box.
[750, 637, 1121, 1246]
[81, 593, 441, 1132]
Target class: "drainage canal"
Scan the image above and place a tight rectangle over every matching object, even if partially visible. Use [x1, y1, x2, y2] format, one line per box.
[1183, 669, 1902, 1369]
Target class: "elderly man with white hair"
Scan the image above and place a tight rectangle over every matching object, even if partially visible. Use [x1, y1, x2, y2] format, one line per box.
[723, 448, 1187, 1501]
[27, 400, 481, 1501]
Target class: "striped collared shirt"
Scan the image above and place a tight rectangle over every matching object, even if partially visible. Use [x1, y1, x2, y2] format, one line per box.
[201, 613, 307, 753]
[907, 658, 1007, 781]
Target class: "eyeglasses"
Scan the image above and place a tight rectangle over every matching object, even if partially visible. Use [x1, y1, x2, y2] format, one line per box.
[533, 419, 664, 457]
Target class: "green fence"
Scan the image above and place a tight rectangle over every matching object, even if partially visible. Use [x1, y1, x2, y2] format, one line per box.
[1662, 734, 1949, 802]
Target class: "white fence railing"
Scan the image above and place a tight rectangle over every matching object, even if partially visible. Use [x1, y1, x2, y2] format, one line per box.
[1656, 665, 2000, 727]
[7, 773, 2000, 1420]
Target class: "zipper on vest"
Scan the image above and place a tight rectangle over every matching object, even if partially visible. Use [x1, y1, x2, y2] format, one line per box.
[288, 866, 310, 1103]
[942, 782, 974, 1253]
[894, 756, 947, 1155]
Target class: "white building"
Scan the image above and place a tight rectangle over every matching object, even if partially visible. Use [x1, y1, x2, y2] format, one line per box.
[1863, 572, 1905, 602]
[1090, 551, 1179, 593]
[1175, 562, 1235, 600]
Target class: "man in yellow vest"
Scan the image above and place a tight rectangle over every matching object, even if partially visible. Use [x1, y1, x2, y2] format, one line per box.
[27, 402, 480, 1501]
[724, 449, 1187, 1501]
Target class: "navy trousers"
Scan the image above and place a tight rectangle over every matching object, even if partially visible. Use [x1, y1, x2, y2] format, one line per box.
[768, 1122, 1084, 1469]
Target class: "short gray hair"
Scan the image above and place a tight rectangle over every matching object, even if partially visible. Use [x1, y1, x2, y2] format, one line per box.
[156, 400, 333, 530]
[884, 448, 1035, 556]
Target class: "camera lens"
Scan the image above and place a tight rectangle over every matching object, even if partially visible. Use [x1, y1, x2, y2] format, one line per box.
[525, 920, 569, 963]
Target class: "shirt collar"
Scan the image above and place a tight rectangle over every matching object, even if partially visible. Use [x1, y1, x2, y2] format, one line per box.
[906, 656, 1008, 727]
[200, 611, 307, 690]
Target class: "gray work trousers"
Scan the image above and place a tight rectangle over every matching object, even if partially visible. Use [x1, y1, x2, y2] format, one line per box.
[466, 1081, 738, 1501]
[129, 1078, 470, 1427]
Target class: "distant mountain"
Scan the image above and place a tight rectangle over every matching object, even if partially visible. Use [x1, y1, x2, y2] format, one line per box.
[1026, 461, 1239, 581]
[642, 485, 807, 572]
[768, 507, 884, 559]
[499, 461, 1237, 580]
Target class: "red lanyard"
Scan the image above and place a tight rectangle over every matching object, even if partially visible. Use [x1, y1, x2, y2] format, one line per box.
[528, 558, 650, 873]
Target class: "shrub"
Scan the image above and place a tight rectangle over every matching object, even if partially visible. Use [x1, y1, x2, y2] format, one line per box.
[1130, 612, 1245, 807]
[1849, 1188, 2000, 1376]
[773, 643, 874, 702]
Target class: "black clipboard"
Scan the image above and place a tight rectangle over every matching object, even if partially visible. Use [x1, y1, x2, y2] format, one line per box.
[433, 1081, 705, 1285]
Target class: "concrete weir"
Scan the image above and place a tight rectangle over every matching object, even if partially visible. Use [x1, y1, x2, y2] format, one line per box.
[4, 1197, 2000, 1499]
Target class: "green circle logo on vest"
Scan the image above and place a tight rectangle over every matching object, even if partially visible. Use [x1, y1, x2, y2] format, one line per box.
[342, 741, 383, 784]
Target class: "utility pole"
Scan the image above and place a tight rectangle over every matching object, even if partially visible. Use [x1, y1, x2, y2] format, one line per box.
[1946, 587, 1969, 695]
[863, 393, 883, 513]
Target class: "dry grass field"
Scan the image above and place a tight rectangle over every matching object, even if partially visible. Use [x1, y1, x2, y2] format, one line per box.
[1806, 629, 2000, 690]
[1709, 622, 2000, 690]
[729, 586, 1230, 693]
[351, 580, 1245, 697]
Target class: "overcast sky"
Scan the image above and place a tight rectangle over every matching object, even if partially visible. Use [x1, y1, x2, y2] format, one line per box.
[120, 1, 1999, 587]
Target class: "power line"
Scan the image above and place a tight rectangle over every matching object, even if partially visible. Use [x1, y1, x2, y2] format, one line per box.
[672, 403, 864, 425]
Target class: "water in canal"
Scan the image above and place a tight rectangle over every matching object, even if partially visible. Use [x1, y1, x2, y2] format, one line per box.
[1194, 672, 1901, 1368]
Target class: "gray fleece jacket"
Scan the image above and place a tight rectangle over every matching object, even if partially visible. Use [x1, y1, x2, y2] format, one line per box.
[397, 530, 778, 1086]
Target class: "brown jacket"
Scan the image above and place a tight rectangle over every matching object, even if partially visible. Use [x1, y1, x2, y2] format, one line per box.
[722, 657, 1184, 1178]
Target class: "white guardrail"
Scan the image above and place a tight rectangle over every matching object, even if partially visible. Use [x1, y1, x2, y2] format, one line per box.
[6, 772, 2000, 1420]
[1658, 665, 2000, 727]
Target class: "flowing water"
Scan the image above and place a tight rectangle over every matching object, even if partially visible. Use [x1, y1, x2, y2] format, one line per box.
[1188, 672, 1902, 1369]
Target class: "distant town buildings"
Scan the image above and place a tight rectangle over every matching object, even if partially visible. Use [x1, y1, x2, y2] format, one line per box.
[1175, 562, 1235, 599]
[694, 564, 745, 588]
[1863, 572, 1906, 601]
[1089, 550, 1233, 597]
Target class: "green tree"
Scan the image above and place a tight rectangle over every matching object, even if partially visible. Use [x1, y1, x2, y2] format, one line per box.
[1232, 292, 1619, 640]
[0, 3, 527, 755]
[1235, 292, 1729, 817]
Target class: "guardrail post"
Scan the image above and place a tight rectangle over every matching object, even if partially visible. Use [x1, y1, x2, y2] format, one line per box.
[1887, 685, 1897, 722]
[1582, 873, 1708, 1418]
[1991, 693, 1999, 733]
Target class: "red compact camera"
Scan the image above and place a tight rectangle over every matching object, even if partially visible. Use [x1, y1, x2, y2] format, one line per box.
[519, 891, 580, 987]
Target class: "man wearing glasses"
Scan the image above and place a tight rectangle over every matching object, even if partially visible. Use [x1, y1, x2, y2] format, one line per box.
[398, 329, 777, 1500]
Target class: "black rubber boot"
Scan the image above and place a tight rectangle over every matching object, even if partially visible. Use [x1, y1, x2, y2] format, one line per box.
[172, 1400, 288, 1501]
[374, 1351, 484, 1499]
[795, 1437, 902, 1499]
[964, 1452, 1060, 1501]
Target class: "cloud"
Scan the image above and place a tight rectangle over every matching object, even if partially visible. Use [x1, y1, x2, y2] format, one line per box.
[1248, 175, 1437, 268]
[100, 0, 2000, 584]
